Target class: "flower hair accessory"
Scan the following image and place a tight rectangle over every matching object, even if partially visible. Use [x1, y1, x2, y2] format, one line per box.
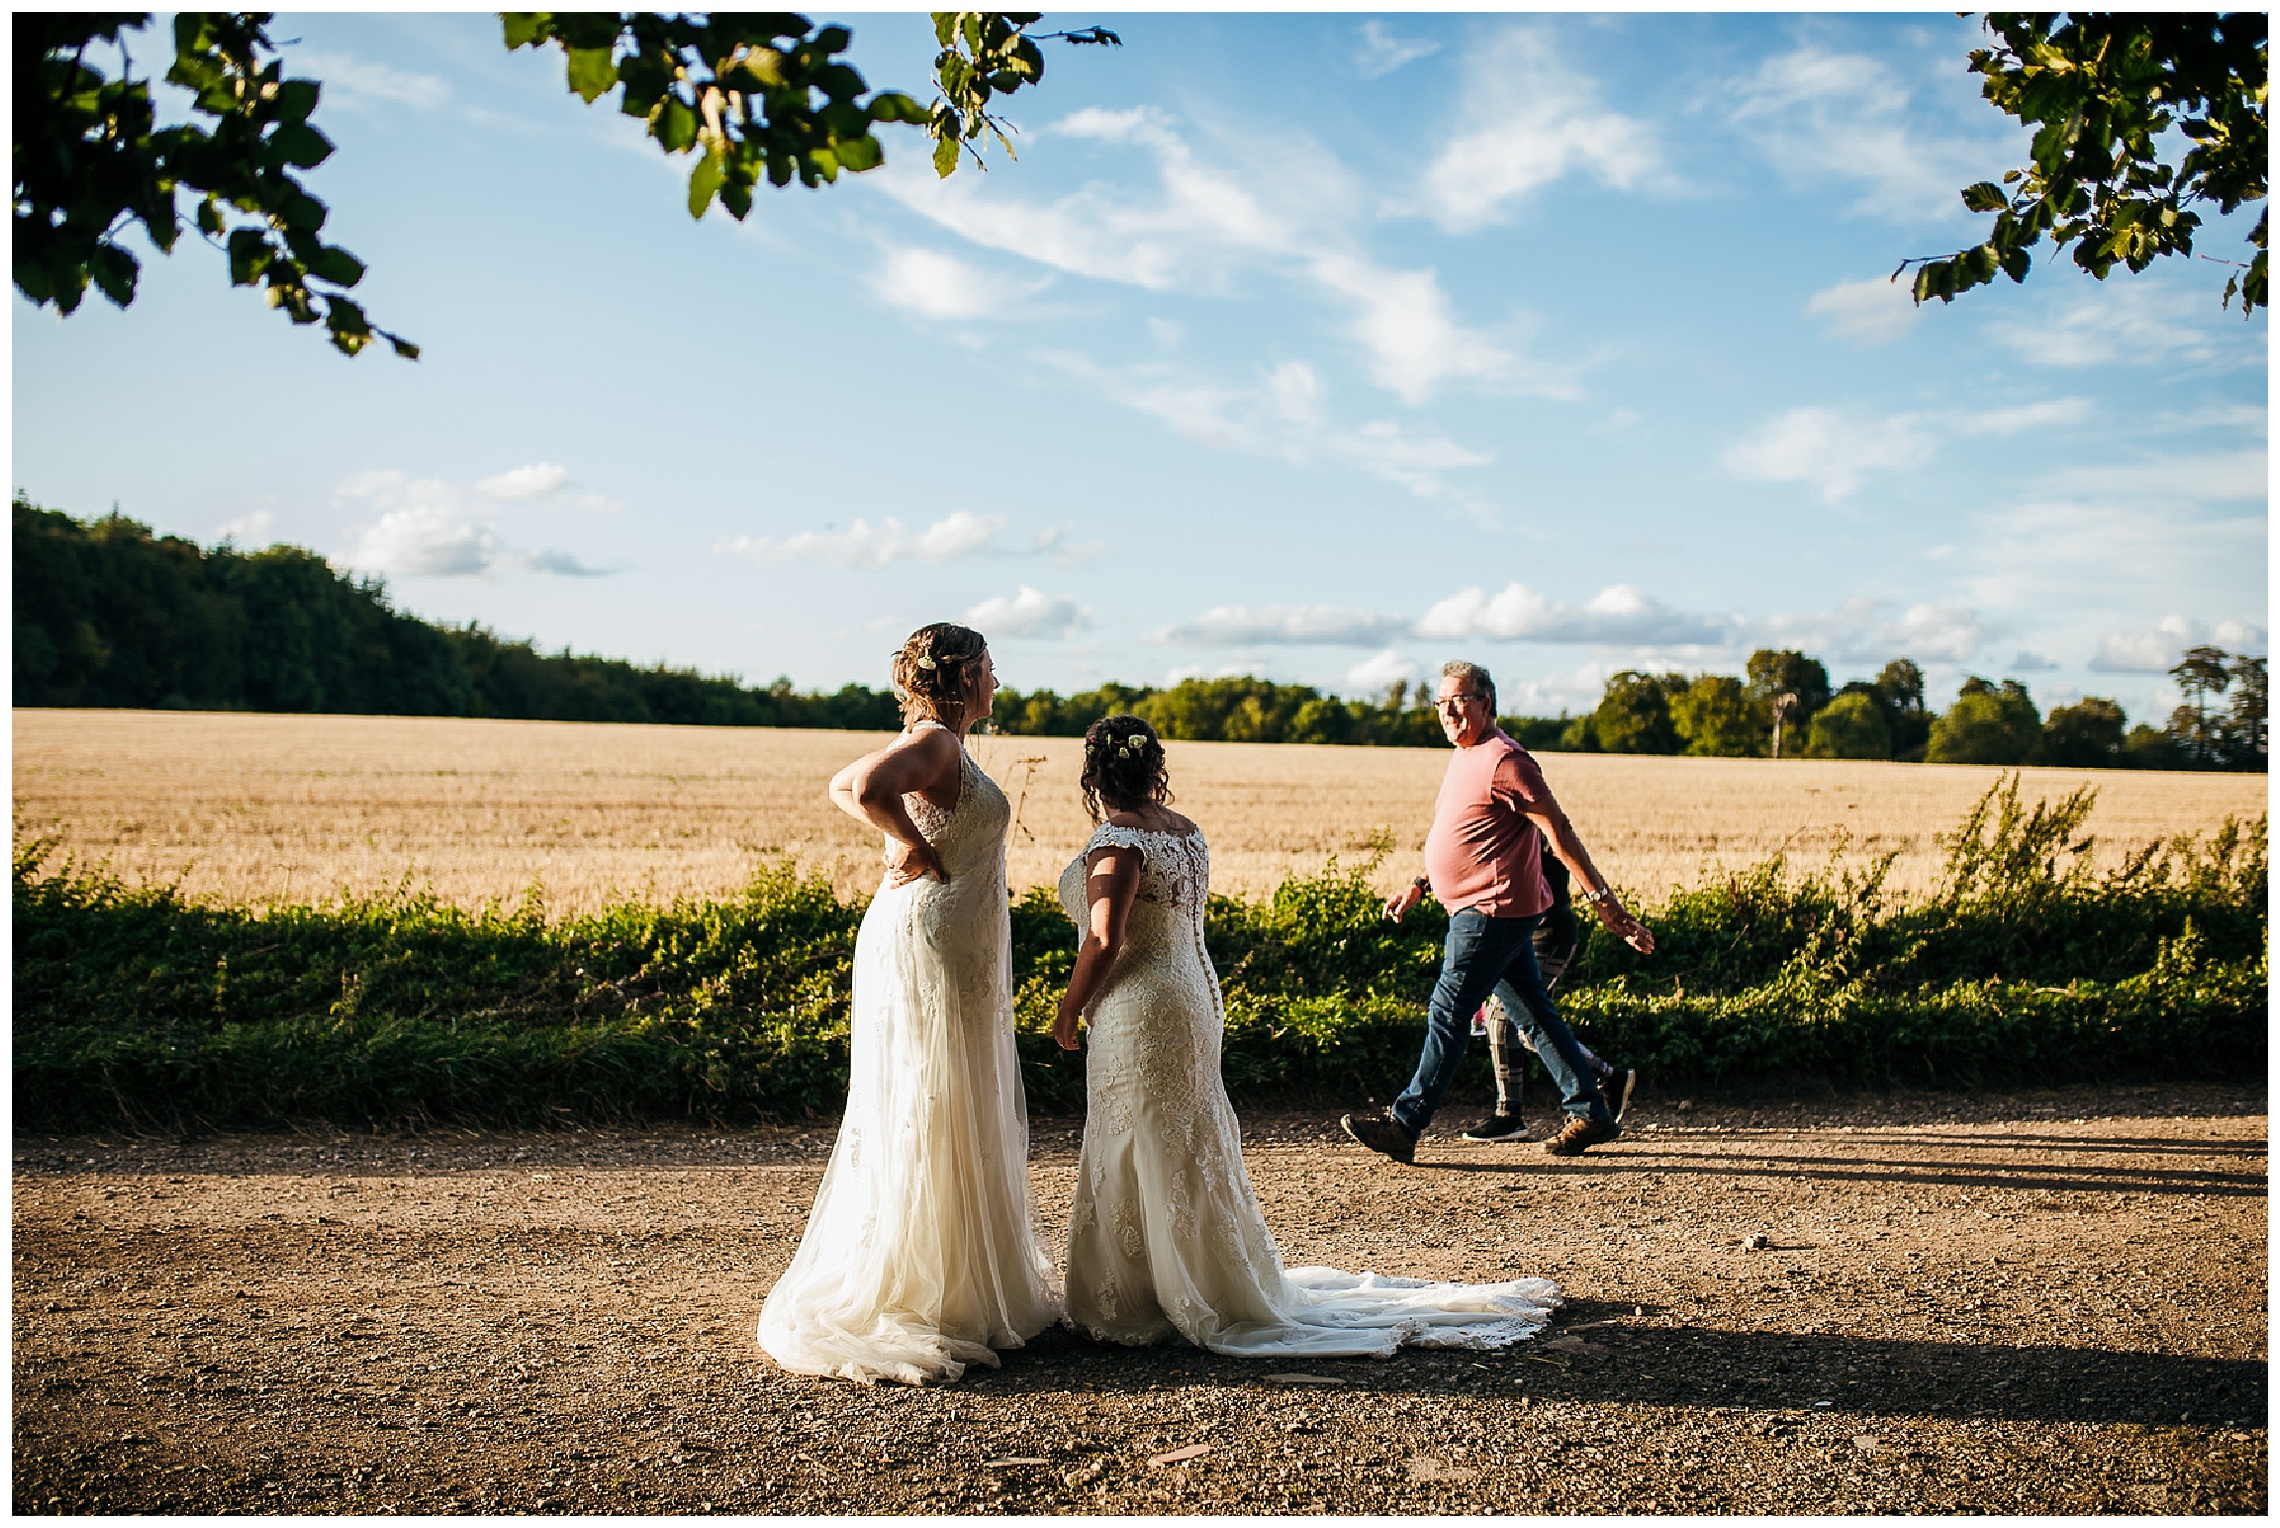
[915, 654, 936, 670]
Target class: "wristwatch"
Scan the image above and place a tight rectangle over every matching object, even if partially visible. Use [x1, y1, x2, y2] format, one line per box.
[1582, 885, 1615, 906]
[1411, 874, 1431, 892]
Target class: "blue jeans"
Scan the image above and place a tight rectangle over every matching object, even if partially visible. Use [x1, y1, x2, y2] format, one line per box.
[1390, 909, 1610, 1137]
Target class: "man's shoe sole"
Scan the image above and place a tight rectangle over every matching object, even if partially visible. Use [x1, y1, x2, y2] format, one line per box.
[1543, 1121, 1623, 1157]
[1460, 1124, 1531, 1143]
[1340, 1113, 1416, 1165]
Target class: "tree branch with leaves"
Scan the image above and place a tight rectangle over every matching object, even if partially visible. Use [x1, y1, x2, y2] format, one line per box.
[1900, 12, 2266, 315]
[13, 12, 417, 357]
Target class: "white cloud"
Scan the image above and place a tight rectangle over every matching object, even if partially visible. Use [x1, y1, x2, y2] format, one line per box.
[475, 461, 572, 500]
[1729, 42, 2015, 224]
[1308, 253, 1546, 404]
[345, 474, 504, 577]
[1741, 595, 2002, 666]
[1416, 27, 1663, 233]
[1345, 649, 1425, 694]
[216, 510, 274, 545]
[2010, 650, 2061, 672]
[289, 52, 449, 112]
[965, 585, 1089, 639]
[2046, 449, 2269, 503]
[1806, 275, 1920, 345]
[1158, 605, 1412, 647]
[722, 511, 1008, 569]
[1723, 397, 2089, 502]
[1417, 582, 1728, 646]
[871, 246, 1045, 322]
[1955, 398, 2094, 437]
[526, 548, 614, 578]
[2092, 614, 2268, 674]
[1353, 20, 1442, 80]
[876, 103, 1544, 406]
[1041, 350, 1493, 499]
[1721, 406, 1935, 503]
[1986, 282, 2251, 368]
[1959, 500, 2266, 639]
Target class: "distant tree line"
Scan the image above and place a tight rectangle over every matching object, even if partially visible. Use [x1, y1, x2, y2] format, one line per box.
[17, 501, 2265, 771]
[14, 499, 901, 728]
[1546, 648, 2266, 772]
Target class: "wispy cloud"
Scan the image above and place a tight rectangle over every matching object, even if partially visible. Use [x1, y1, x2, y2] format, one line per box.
[1728, 42, 2014, 224]
[1415, 27, 1664, 233]
[1158, 604, 1413, 647]
[876, 103, 1550, 406]
[1985, 281, 2254, 369]
[288, 50, 449, 112]
[1721, 406, 1937, 503]
[1806, 275, 1920, 345]
[2045, 448, 2268, 503]
[721, 511, 1008, 569]
[870, 246, 1048, 322]
[1352, 20, 1442, 81]
[216, 509, 274, 545]
[1039, 350, 1493, 499]
[1723, 397, 2090, 502]
[1418, 582, 1728, 646]
[965, 584, 1089, 639]
[476, 461, 571, 500]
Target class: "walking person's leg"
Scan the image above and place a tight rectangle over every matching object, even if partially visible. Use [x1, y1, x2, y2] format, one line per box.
[1505, 906, 1637, 1120]
[1463, 999, 1531, 1141]
[1345, 912, 1534, 1161]
[1496, 936, 1620, 1152]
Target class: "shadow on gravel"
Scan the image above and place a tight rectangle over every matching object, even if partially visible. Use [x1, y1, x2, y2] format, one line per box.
[1424, 1149, 2266, 1198]
[954, 1309, 2266, 1429]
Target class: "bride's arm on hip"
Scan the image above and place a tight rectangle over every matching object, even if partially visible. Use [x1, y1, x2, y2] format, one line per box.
[827, 727, 961, 884]
[1054, 846, 1141, 1050]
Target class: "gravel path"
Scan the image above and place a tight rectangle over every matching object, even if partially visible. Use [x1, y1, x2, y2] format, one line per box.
[11, 1083, 2267, 1515]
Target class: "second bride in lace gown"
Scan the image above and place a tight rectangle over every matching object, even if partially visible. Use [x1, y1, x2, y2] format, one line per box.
[1052, 716, 1559, 1358]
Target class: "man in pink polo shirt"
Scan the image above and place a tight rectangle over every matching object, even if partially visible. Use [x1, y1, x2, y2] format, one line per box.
[1342, 660, 1654, 1163]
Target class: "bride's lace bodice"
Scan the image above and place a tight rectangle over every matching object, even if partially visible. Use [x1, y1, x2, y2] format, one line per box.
[1056, 823, 1215, 1010]
[899, 725, 1009, 886]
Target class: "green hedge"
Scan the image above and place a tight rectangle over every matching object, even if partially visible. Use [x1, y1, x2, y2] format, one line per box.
[12, 779, 2265, 1132]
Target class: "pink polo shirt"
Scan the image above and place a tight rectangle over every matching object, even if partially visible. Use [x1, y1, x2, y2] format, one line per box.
[1422, 729, 1553, 918]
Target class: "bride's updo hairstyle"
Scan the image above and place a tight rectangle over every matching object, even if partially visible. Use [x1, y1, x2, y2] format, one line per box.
[892, 622, 990, 730]
[1080, 714, 1172, 824]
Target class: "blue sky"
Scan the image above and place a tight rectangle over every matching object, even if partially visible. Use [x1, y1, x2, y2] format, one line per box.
[13, 11, 2268, 725]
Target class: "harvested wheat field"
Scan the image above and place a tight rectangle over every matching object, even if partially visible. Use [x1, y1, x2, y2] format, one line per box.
[13, 708, 2267, 913]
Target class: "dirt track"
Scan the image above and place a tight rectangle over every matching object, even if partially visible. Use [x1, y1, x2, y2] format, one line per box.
[11, 1083, 2267, 1515]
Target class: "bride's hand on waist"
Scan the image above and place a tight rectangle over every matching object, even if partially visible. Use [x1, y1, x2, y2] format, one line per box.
[884, 838, 947, 886]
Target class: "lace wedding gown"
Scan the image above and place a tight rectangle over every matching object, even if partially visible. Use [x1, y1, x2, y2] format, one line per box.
[1058, 823, 1560, 1358]
[758, 727, 1062, 1384]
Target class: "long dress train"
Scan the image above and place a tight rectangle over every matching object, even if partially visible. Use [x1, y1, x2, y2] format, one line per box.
[1059, 823, 1559, 1357]
[758, 728, 1062, 1384]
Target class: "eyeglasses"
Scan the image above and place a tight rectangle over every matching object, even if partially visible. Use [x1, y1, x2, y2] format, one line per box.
[1437, 692, 1486, 709]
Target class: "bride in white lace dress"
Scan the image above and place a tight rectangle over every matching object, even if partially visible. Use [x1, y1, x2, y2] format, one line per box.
[1053, 717, 1559, 1357]
[758, 624, 1061, 1385]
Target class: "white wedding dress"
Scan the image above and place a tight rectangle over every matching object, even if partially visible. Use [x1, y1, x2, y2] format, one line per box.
[1058, 823, 1560, 1357]
[758, 726, 1062, 1384]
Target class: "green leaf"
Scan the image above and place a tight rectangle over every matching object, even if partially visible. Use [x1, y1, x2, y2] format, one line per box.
[271, 123, 333, 169]
[687, 147, 726, 218]
[1960, 181, 2008, 213]
[566, 46, 620, 104]
[933, 131, 961, 178]
[501, 12, 551, 50]
[306, 246, 366, 288]
[655, 95, 698, 154]
[272, 80, 320, 125]
[835, 132, 882, 174]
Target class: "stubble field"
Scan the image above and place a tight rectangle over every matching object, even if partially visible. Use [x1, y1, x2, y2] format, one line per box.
[13, 708, 2267, 914]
